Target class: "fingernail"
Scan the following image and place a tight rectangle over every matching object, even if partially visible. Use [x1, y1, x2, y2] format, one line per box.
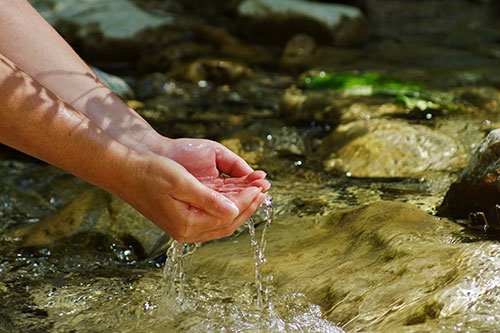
[222, 197, 239, 215]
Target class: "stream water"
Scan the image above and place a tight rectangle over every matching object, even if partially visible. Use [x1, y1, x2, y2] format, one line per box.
[2, 0, 500, 332]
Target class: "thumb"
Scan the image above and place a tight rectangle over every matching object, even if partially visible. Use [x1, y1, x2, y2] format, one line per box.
[175, 176, 240, 219]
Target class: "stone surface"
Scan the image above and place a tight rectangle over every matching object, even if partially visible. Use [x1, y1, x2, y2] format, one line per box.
[319, 119, 468, 177]
[184, 200, 494, 331]
[237, 0, 369, 46]
[438, 129, 500, 229]
[29, 0, 178, 61]
[17, 188, 165, 258]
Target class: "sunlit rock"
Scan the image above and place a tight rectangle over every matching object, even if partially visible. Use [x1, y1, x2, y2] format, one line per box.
[237, 0, 369, 46]
[438, 129, 500, 230]
[319, 119, 468, 177]
[184, 200, 500, 331]
[29, 0, 179, 61]
[18, 188, 165, 258]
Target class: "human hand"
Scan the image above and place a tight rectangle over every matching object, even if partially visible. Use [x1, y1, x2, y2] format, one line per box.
[160, 138, 270, 186]
[122, 153, 268, 243]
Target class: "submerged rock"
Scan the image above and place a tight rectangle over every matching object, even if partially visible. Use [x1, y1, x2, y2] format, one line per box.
[237, 0, 369, 46]
[319, 119, 468, 177]
[16, 188, 164, 258]
[438, 129, 500, 230]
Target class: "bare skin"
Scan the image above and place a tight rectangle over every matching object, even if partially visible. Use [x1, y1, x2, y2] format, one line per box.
[0, 1, 270, 243]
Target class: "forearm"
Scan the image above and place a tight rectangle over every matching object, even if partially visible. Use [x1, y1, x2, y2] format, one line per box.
[0, 53, 138, 197]
[0, 0, 164, 154]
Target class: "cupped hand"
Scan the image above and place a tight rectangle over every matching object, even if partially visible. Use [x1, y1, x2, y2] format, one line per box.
[124, 153, 268, 243]
[161, 138, 270, 188]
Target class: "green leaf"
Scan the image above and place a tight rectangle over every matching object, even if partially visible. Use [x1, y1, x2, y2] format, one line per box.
[303, 72, 457, 111]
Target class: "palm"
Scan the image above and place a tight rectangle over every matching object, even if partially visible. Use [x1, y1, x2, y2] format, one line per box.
[164, 138, 270, 191]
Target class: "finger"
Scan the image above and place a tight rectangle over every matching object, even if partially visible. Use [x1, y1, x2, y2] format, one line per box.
[165, 198, 234, 243]
[229, 192, 267, 231]
[186, 192, 266, 243]
[172, 174, 240, 219]
[247, 179, 271, 192]
[215, 146, 254, 177]
[223, 186, 261, 211]
[245, 170, 267, 181]
[196, 171, 270, 205]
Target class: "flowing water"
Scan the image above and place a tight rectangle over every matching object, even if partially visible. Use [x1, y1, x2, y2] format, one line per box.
[123, 195, 343, 332]
[3, 0, 500, 331]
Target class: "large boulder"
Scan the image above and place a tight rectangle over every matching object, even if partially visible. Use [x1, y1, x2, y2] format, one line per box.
[438, 129, 500, 230]
[182, 200, 499, 331]
[237, 0, 369, 46]
[319, 119, 468, 178]
[29, 0, 179, 61]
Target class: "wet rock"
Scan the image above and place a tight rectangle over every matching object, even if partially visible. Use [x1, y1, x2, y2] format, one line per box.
[279, 86, 342, 125]
[237, 0, 369, 46]
[185, 200, 486, 331]
[29, 0, 180, 61]
[16, 188, 164, 258]
[438, 129, 500, 230]
[319, 119, 468, 177]
[169, 58, 252, 84]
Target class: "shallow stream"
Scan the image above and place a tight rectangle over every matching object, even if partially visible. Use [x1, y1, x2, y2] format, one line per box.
[3, 0, 500, 331]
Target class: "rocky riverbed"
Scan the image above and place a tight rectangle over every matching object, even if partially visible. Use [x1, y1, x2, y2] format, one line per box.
[2, 0, 500, 331]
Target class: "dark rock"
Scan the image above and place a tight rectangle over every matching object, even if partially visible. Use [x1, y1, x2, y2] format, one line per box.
[438, 129, 500, 230]
[136, 42, 214, 73]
